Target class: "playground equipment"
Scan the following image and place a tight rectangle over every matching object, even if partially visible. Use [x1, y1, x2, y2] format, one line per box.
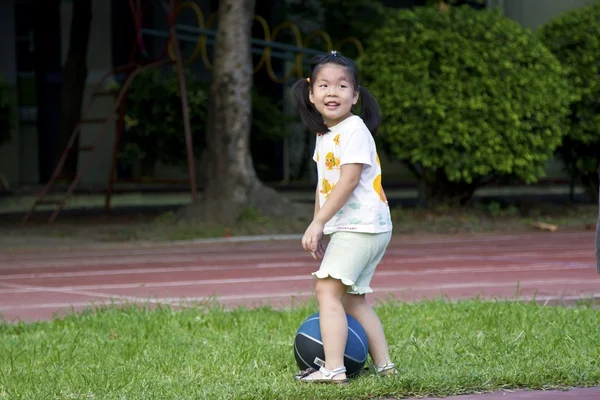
[23, 0, 364, 223]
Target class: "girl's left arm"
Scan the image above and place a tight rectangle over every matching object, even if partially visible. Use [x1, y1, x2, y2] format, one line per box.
[302, 163, 362, 256]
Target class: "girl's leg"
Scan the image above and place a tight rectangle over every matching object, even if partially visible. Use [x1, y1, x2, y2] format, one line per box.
[310, 276, 349, 380]
[299, 231, 385, 382]
[342, 293, 393, 368]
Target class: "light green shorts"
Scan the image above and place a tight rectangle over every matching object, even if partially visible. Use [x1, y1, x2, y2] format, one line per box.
[312, 230, 392, 295]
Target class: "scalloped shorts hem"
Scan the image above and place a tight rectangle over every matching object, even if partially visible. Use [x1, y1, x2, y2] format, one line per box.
[311, 271, 374, 295]
[311, 230, 392, 295]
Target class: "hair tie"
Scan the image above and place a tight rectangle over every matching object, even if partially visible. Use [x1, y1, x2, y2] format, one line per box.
[331, 50, 338, 56]
[306, 77, 310, 83]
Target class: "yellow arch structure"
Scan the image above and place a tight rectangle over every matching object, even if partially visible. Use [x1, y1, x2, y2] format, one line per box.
[167, 1, 365, 83]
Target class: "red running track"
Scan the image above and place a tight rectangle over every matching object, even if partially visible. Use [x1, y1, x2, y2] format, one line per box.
[0, 230, 598, 322]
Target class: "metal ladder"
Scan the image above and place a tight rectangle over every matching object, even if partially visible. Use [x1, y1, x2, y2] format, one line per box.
[22, 58, 171, 223]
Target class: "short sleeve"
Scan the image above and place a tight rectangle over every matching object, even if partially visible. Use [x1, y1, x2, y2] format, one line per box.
[339, 126, 372, 166]
[312, 135, 319, 162]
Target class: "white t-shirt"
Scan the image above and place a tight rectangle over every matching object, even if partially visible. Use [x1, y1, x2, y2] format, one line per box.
[312, 115, 393, 235]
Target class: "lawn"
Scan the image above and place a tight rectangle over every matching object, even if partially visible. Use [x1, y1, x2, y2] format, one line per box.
[1, 299, 599, 400]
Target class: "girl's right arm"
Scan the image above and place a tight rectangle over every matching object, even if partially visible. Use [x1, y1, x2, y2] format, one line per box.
[314, 186, 320, 219]
[310, 185, 326, 259]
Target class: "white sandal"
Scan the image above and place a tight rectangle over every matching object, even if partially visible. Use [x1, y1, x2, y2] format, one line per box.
[375, 363, 397, 376]
[295, 357, 350, 384]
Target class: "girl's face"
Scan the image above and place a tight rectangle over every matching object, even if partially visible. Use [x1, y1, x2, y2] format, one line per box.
[309, 63, 359, 128]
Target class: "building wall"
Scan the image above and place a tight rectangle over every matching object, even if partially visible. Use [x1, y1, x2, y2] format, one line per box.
[0, 0, 119, 187]
[60, 0, 116, 186]
[498, 0, 596, 30]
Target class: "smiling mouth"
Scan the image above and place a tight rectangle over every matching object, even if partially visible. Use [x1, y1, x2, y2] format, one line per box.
[325, 102, 340, 108]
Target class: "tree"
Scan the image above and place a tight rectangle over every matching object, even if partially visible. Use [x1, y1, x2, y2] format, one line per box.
[180, 0, 308, 224]
[360, 6, 572, 207]
[538, 2, 600, 203]
[56, 0, 92, 178]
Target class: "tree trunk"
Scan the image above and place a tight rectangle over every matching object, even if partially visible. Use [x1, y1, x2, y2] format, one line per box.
[557, 139, 600, 204]
[581, 170, 599, 204]
[56, 0, 92, 178]
[180, 0, 308, 225]
[421, 170, 481, 209]
[403, 162, 481, 208]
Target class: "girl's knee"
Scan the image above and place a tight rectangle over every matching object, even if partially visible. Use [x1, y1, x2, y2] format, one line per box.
[315, 277, 348, 300]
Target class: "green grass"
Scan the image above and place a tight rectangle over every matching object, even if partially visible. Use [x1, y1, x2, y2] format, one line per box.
[1, 299, 599, 399]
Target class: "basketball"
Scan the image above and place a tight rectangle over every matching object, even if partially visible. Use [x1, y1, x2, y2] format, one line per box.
[293, 312, 369, 377]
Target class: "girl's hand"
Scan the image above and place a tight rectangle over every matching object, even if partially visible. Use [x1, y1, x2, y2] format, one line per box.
[302, 220, 325, 259]
[315, 238, 326, 260]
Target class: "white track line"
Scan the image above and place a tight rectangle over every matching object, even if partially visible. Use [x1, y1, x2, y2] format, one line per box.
[0, 275, 598, 294]
[0, 248, 593, 272]
[3, 277, 600, 300]
[0, 231, 575, 255]
[1, 244, 591, 264]
[0, 262, 595, 290]
[0, 261, 313, 280]
[0, 239, 593, 264]
[1, 278, 599, 311]
[0, 231, 593, 262]
[3, 293, 599, 313]
[0, 258, 593, 280]
[0, 299, 137, 311]
[0, 282, 165, 307]
[139, 279, 600, 302]
[0, 256, 205, 269]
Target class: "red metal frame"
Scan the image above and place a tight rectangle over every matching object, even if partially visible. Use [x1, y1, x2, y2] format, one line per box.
[23, 0, 197, 223]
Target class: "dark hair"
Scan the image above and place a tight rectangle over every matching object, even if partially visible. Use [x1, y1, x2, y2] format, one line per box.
[290, 51, 381, 136]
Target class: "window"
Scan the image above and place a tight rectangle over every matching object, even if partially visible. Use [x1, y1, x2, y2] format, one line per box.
[14, 0, 37, 121]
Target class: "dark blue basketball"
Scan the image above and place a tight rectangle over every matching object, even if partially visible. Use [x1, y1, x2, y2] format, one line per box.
[294, 312, 369, 377]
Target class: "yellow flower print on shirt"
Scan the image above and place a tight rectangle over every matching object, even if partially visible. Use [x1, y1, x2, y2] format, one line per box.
[373, 153, 388, 204]
[373, 175, 388, 204]
[333, 134, 340, 145]
[320, 178, 335, 199]
[325, 152, 340, 170]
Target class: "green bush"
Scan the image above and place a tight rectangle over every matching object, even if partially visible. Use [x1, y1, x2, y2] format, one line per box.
[538, 2, 600, 202]
[360, 6, 573, 207]
[0, 76, 12, 148]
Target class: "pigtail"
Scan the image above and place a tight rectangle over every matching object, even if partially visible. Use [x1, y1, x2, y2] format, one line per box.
[290, 78, 329, 134]
[358, 86, 382, 136]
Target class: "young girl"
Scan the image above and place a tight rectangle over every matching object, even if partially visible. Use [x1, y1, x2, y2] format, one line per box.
[290, 51, 396, 384]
